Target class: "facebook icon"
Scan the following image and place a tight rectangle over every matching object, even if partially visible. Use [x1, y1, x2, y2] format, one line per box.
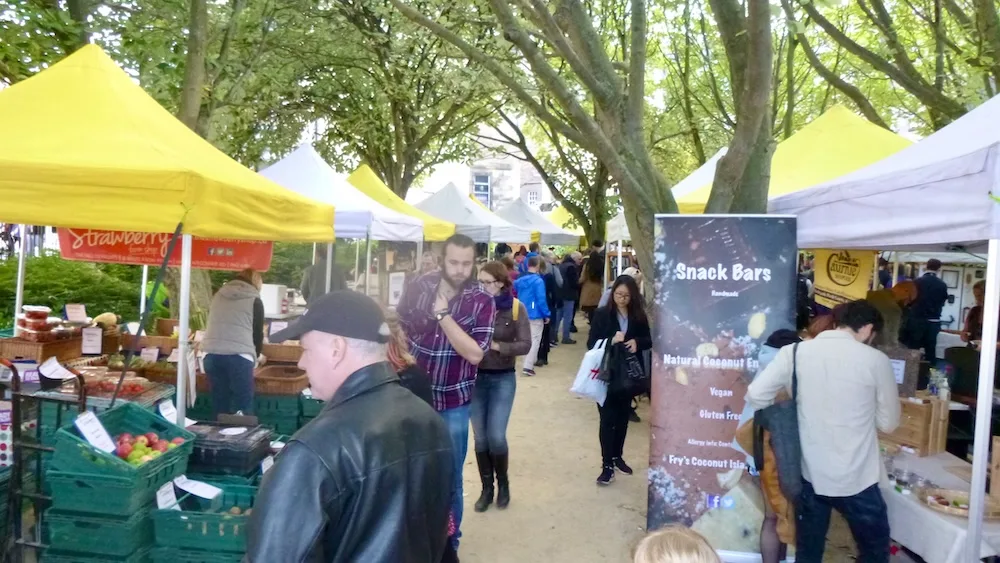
[705, 494, 735, 509]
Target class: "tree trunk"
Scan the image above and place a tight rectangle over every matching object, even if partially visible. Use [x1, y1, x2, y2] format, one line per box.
[168, 0, 214, 323]
[66, 0, 90, 49]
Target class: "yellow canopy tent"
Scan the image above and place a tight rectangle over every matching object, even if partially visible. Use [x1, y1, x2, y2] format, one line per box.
[676, 105, 913, 213]
[347, 165, 455, 241]
[0, 45, 334, 242]
[545, 206, 586, 245]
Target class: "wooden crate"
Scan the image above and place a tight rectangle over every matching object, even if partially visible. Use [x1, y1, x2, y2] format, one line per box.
[156, 318, 179, 336]
[121, 334, 178, 354]
[879, 395, 948, 456]
[0, 336, 82, 362]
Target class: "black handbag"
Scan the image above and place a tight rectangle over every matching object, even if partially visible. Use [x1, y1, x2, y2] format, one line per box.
[596, 340, 614, 382]
[608, 343, 649, 395]
[753, 342, 803, 502]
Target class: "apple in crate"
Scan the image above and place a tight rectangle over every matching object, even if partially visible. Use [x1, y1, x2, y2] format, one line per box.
[116, 443, 133, 460]
[170, 437, 185, 446]
[144, 433, 160, 446]
[117, 433, 134, 445]
[152, 441, 169, 453]
[134, 436, 148, 447]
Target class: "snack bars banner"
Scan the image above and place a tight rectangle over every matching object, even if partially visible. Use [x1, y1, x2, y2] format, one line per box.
[812, 249, 876, 309]
[58, 229, 273, 272]
[648, 215, 797, 554]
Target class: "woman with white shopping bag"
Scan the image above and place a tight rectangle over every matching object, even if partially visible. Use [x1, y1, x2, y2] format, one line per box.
[586, 276, 651, 486]
[571, 338, 610, 405]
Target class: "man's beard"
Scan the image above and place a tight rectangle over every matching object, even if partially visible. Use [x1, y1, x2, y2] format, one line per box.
[443, 271, 470, 289]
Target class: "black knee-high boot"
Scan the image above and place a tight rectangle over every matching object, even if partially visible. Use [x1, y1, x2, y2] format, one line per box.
[493, 453, 510, 509]
[474, 451, 494, 512]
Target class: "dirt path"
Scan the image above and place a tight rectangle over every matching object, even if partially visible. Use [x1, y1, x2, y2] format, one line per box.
[458, 323, 651, 562]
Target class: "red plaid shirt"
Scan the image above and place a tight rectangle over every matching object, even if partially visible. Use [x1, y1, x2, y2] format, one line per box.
[398, 272, 495, 411]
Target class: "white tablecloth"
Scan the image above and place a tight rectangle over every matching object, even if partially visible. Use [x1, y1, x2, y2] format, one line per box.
[882, 452, 1000, 563]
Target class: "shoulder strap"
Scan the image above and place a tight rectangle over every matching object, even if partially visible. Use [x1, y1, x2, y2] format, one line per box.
[791, 341, 799, 401]
[512, 299, 520, 321]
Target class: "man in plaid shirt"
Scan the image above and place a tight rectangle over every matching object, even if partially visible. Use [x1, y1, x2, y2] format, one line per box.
[398, 233, 496, 551]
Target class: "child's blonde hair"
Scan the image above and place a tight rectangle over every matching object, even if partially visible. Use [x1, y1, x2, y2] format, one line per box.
[633, 526, 720, 563]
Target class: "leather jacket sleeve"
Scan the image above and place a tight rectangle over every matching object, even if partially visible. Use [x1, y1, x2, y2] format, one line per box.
[245, 441, 342, 563]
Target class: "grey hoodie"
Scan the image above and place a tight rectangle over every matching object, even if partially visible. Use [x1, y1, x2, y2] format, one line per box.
[201, 280, 263, 357]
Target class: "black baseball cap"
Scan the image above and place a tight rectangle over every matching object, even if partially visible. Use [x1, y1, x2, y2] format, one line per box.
[269, 290, 390, 344]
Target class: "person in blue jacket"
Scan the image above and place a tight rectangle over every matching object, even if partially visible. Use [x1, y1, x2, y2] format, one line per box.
[517, 242, 540, 275]
[513, 255, 551, 376]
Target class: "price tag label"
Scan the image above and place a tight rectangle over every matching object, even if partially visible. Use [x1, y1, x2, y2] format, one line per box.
[890, 359, 906, 384]
[74, 411, 116, 453]
[157, 400, 196, 427]
[301, 387, 312, 398]
[261, 455, 275, 474]
[173, 475, 222, 500]
[81, 327, 103, 354]
[12, 360, 39, 383]
[39, 357, 77, 381]
[140, 348, 160, 364]
[0, 401, 11, 425]
[167, 349, 180, 363]
[65, 303, 88, 323]
[156, 481, 180, 510]
[269, 321, 288, 336]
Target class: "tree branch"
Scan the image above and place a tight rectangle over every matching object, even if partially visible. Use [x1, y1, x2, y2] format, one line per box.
[625, 0, 647, 131]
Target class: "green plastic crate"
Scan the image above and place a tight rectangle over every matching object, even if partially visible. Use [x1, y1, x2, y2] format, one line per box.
[256, 414, 299, 435]
[188, 469, 260, 487]
[42, 546, 151, 563]
[47, 466, 184, 516]
[152, 484, 256, 552]
[300, 395, 324, 417]
[150, 546, 242, 563]
[46, 508, 153, 557]
[52, 403, 195, 480]
[253, 394, 301, 416]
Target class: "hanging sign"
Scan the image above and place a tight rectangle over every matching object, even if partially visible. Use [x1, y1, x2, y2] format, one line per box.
[812, 249, 877, 309]
[648, 215, 798, 554]
[58, 229, 273, 272]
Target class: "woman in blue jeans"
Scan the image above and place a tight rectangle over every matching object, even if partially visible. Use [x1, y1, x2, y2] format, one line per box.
[471, 261, 530, 512]
[201, 269, 264, 419]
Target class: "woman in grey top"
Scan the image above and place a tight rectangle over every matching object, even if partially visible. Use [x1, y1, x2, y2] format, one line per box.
[201, 268, 264, 418]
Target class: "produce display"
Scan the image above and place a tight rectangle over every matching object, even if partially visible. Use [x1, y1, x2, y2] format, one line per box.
[108, 353, 151, 371]
[115, 432, 187, 466]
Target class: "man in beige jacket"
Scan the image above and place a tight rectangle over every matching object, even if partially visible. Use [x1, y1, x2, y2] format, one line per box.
[746, 299, 900, 563]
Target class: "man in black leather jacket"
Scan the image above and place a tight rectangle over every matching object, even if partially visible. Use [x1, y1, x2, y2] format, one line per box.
[247, 291, 454, 562]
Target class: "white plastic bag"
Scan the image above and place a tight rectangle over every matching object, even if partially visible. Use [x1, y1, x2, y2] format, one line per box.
[570, 338, 609, 406]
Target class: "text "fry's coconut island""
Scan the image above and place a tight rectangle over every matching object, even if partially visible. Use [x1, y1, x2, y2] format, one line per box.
[674, 263, 772, 282]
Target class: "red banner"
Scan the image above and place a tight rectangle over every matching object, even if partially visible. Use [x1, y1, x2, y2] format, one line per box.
[57, 229, 273, 272]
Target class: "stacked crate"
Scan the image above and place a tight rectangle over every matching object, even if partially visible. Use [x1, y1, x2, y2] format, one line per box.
[152, 482, 257, 562]
[253, 364, 309, 434]
[44, 403, 195, 561]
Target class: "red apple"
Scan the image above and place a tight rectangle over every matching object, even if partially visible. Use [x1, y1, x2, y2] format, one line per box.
[144, 433, 159, 445]
[116, 443, 133, 459]
[152, 441, 168, 453]
[117, 433, 134, 445]
[170, 437, 185, 446]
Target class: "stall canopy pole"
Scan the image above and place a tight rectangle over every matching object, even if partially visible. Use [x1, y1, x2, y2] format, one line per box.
[139, 265, 149, 316]
[354, 239, 361, 289]
[312, 242, 317, 266]
[13, 225, 27, 334]
[325, 242, 334, 293]
[416, 240, 424, 266]
[966, 237, 1000, 560]
[891, 258, 899, 287]
[617, 240, 623, 278]
[364, 232, 372, 296]
[871, 253, 880, 289]
[175, 234, 193, 425]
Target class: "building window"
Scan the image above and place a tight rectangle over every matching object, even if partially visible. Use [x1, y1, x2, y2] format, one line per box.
[473, 173, 491, 208]
[527, 190, 539, 206]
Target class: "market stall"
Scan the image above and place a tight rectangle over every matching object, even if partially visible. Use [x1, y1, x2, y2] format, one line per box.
[260, 144, 425, 295]
[347, 164, 456, 241]
[676, 105, 912, 213]
[496, 198, 581, 246]
[770, 93, 1000, 561]
[416, 182, 535, 243]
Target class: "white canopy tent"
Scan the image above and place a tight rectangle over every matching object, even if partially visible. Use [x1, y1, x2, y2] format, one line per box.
[769, 94, 1000, 560]
[888, 251, 987, 265]
[606, 148, 728, 241]
[496, 198, 580, 245]
[259, 144, 425, 295]
[259, 145, 423, 242]
[416, 182, 533, 242]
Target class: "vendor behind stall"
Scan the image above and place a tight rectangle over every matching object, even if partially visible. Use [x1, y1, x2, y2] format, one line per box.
[201, 268, 264, 418]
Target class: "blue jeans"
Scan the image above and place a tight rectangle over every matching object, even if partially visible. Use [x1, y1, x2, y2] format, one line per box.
[439, 403, 471, 549]
[469, 372, 516, 454]
[797, 481, 890, 563]
[204, 354, 255, 419]
[554, 299, 575, 341]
